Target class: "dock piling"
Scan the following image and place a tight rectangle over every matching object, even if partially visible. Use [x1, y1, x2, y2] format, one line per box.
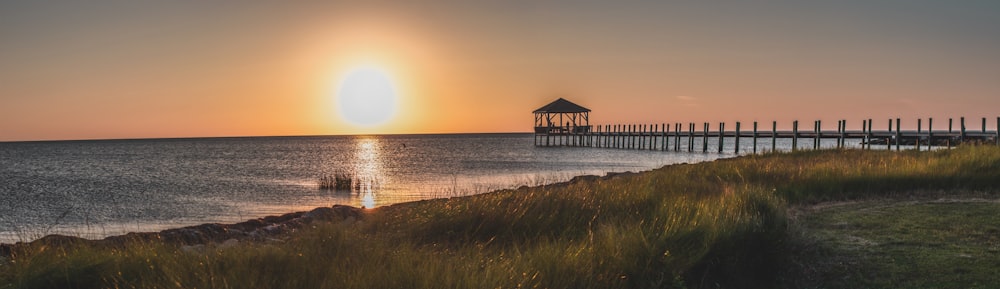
[896, 118, 903, 152]
[928, 118, 933, 151]
[792, 120, 799, 151]
[660, 123, 667, 151]
[676, 123, 682, 151]
[948, 119, 953, 149]
[772, 121, 777, 152]
[718, 122, 725, 153]
[867, 118, 873, 150]
[862, 119, 867, 148]
[840, 120, 846, 148]
[702, 123, 709, 153]
[814, 120, 820, 150]
[736, 122, 742, 154]
[631, 124, 637, 149]
[917, 119, 922, 151]
[688, 123, 694, 152]
[887, 119, 893, 150]
[961, 117, 967, 142]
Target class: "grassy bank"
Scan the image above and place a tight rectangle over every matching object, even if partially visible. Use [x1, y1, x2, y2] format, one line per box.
[2, 146, 999, 289]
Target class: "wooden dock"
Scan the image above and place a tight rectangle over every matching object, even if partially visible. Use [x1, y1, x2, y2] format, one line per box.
[534, 117, 1000, 153]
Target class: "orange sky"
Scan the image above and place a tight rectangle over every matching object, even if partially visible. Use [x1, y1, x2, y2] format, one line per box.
[2, 1, 999, 141]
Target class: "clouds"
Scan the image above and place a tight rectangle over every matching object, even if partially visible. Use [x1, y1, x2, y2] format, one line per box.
[675, 95, 699, 107]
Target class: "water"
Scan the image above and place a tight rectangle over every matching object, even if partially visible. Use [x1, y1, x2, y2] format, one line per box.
[1, 133, 738, 243]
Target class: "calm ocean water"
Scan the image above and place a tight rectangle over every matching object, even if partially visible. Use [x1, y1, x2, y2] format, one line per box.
[1, 133, 745, 243]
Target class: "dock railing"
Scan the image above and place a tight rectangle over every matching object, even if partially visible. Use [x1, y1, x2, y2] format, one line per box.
[533, 117, 1000, 153]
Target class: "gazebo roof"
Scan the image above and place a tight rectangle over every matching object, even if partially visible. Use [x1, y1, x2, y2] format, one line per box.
[533, 98, 590, 113]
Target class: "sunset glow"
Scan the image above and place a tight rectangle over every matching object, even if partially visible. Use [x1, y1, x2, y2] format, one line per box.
[1, 1, 999, 141]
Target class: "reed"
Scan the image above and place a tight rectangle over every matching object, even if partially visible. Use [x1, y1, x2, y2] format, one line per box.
[3, 146, 999, 289]
[319, 173, 354, 190]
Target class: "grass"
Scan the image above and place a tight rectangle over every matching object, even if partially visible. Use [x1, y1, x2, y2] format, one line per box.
[2, 146, 1000, 289]
[783, 200, 1000, 289]
[319, 173, 354, 190]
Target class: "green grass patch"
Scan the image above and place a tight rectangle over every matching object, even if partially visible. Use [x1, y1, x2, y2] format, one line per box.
[2, 146, 1000, 289]
[783, 200, 1000, 289]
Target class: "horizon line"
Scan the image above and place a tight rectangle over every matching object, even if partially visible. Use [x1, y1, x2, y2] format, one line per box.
[0, 131, 537, 144]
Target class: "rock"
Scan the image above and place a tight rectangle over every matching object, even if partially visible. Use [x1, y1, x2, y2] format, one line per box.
[304, 207, 337, 221]
[261, 224, 286, 235]
[34, 234, 87, 247]
[159, 223, 230, 244]
[219, 238, 240, 248]
[1, 205, 369, 255]
[262, 212, 304, 224]
[330, 205, 363, 220]
[231, 219, 266, 233]
[98, 232, 160, 247]
[604, 171, 636, 179]
[570, 175, 599, 183]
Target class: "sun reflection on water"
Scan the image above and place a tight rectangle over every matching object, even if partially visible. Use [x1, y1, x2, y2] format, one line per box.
[352, 137, 385, 208]
[360, 190, 376, 209]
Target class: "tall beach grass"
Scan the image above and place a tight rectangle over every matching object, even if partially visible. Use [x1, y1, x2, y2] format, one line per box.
[2, 146, 999, 289]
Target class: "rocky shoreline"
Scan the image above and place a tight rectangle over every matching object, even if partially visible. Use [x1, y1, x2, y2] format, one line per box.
[0, 205, 364, 257]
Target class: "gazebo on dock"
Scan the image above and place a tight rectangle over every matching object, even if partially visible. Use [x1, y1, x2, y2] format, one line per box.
[533, 98, 592, 134]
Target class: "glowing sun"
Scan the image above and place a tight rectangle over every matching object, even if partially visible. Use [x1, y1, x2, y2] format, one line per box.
[336, 66, 398, 126]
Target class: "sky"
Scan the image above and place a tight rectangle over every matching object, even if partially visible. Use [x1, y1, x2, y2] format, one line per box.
[2, 1, 999, 141]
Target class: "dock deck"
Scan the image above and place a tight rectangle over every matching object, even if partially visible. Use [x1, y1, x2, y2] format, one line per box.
[534, 117, 1000, 153]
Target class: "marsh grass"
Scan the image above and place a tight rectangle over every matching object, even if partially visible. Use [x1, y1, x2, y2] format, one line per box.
[319, 173, 354, 190]
[3, 146, 1000, 289]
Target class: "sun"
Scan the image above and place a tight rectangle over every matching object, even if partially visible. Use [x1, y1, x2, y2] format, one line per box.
[336, 66, 399, 126]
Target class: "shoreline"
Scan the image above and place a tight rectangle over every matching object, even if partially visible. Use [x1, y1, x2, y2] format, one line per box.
[0, 205, 365, 257]
[0, 167, 652, 256]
